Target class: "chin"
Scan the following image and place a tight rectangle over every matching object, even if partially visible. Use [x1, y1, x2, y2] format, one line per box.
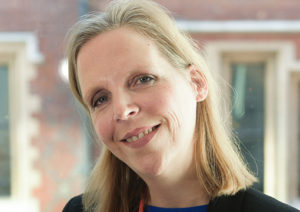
[132, 153, 167, 178]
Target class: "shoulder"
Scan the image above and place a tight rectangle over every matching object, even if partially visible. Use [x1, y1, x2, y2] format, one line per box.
[242, 188, 298, 212]
[207, 188, 299, 212]
[62, 195, 84, 212]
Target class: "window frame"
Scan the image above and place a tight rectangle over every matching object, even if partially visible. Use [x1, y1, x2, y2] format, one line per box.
[205, 41, 298, 203]
[290, 72, 300, 206]
[0, 33, 43, 212]
[223, 52, 275, 194]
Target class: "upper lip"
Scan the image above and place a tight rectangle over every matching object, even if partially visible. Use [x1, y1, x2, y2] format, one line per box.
[120, 124, 158, 141]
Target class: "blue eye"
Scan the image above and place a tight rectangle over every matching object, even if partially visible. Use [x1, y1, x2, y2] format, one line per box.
[92, 95, 108, 108]
[136, 75, 155, 85]
[139, 76, 152, 83]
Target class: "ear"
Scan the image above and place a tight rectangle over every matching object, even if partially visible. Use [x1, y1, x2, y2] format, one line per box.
[187, 64, 208, 102]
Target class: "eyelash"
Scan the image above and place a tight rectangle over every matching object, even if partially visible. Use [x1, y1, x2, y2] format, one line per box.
[90, 74, 156, 109]
[133, 74, 155, 86]
[91, 94, 109, 109]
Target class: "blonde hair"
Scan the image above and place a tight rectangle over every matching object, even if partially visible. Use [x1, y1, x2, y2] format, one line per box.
[66, 0, 256, 211]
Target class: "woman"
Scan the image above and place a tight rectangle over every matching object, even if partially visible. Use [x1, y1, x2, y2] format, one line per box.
[63, 0, 299, 211]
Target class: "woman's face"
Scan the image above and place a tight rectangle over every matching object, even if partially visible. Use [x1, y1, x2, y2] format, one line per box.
[77, 27, 204, 179]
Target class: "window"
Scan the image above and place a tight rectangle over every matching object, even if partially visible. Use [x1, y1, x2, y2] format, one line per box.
[0, 64, 11, 196]
[231, 62, 265, 191]
[0, 32, 42, 212]
[205, 40, 300, 205]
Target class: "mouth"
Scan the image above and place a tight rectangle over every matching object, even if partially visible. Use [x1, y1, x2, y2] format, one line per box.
[121, 124, 161, 143]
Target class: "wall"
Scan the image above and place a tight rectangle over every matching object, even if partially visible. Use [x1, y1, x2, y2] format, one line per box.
[0, 0, 88, 211]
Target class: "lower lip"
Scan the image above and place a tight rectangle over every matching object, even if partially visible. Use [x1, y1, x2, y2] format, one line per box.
[122, 125, 160, 149]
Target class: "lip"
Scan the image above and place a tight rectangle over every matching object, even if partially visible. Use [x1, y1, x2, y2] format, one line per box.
[121, 125, 156, 141]
[121, 124, 160, 148]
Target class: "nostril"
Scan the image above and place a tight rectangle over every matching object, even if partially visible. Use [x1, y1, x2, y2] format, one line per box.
[128, 111, 136, 116]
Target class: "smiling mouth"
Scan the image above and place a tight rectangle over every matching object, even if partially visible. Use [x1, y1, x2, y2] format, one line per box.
[121, 124, 160, 143]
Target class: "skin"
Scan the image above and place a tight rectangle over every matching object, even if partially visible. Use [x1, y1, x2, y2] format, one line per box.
[77, 27, 209, 207]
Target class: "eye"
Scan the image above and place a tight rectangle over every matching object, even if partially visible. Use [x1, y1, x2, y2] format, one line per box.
[134, 75, 156, 86]
[91, 93, 109, 109]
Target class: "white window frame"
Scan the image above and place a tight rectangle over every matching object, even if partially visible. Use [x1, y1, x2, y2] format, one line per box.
[290, 70, 300, 208]
[205, 41, 299, 203]
[0, 32, 43, 212]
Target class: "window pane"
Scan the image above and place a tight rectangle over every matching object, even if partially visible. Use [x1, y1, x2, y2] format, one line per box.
[231, 63, 265, 191]
[0, 65, 11, 196]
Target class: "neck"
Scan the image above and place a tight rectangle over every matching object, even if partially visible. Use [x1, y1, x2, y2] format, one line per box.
[143, 164, 210, 208]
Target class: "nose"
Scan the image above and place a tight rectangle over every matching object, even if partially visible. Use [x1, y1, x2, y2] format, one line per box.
[113, 93, 139, 122]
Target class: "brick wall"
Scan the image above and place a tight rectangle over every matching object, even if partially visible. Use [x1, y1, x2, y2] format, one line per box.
[89, 1, 300, 61]
[155, 0, 300, 20]
[91, 0, 300, 20]
[0, 0, 88, 211]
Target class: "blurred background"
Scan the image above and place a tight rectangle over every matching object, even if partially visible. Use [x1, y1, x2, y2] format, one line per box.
[1, 0, 300, 211]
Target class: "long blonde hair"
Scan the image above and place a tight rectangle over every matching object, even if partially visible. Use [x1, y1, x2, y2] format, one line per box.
[66, 0, 256, 211]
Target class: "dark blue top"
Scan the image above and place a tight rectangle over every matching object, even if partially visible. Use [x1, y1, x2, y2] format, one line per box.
[145, 205, 208, 212]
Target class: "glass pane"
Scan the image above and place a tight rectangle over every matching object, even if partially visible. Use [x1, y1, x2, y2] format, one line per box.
[0, 65, 11, 196]
[231, 63, 265, 191]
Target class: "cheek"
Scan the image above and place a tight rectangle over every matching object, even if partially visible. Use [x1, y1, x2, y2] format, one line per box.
[142, 86, 175, 114]
[142, 85, 187, 130]
[148, 83, 196, 129]
[92, 113, 113, 144]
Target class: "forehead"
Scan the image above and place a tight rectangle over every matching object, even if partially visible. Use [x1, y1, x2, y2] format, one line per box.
[76, 27, 165, 98]
[77, 27, 158, 74]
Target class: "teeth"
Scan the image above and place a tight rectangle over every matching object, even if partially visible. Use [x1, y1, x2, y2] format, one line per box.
[125, 126, 157, 143]
[138, 132, 144, 138]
